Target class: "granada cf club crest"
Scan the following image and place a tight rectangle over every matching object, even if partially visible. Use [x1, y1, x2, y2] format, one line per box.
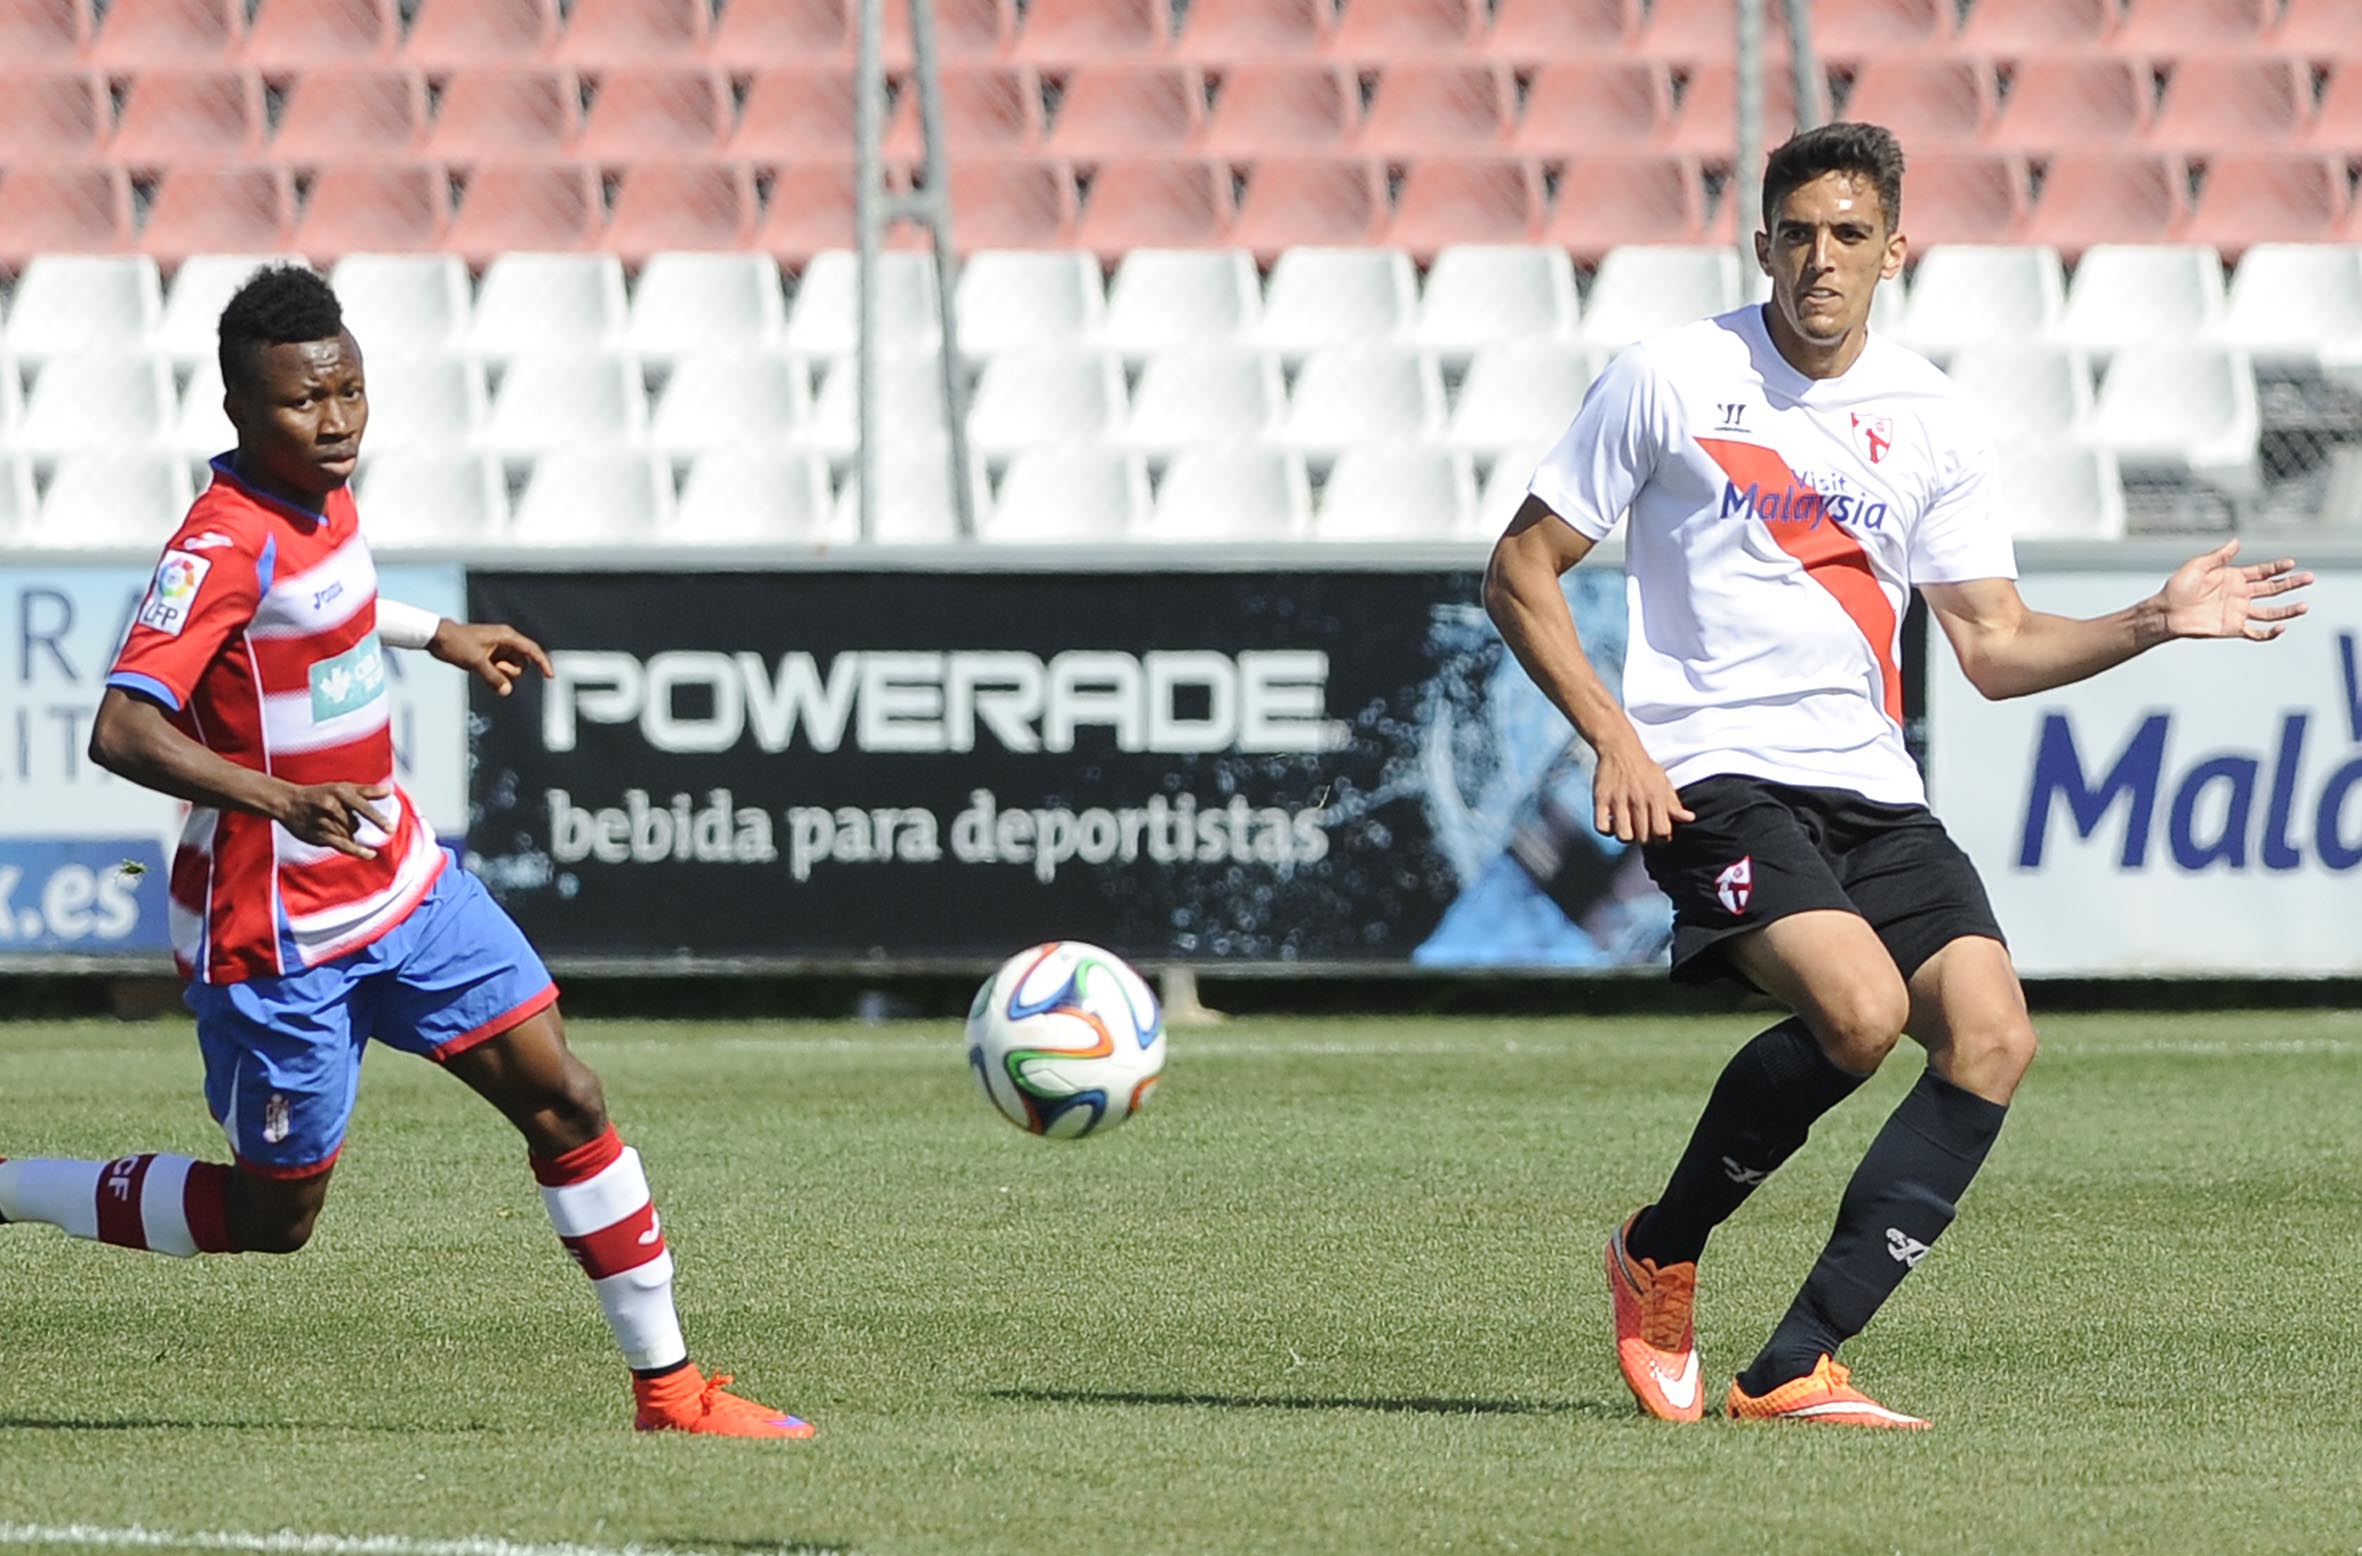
[1851, 411, 1893, 465]
[1714, 856, 1754, 914]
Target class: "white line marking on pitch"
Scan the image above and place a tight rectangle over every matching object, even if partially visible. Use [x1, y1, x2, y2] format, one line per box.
[0, 1523, 842, 1556]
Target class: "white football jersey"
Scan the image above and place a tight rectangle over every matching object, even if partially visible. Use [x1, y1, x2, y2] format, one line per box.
[1528, 304, 2016, 806]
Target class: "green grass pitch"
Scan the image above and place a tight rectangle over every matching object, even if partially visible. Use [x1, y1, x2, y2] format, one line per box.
[3, 1009, 2360, 1556]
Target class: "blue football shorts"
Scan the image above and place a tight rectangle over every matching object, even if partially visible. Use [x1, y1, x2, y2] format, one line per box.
[185, 850, 559, 1179]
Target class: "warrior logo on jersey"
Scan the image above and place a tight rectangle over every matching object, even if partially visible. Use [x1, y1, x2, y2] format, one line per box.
[1851, 411, 1893, 465]
[1714, 856, 1754, 914]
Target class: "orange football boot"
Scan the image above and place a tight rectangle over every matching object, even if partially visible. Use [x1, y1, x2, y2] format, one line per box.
[1605, 1213, 1703, 1421]
[632, 1364, 815, 1439]
[1725, 1354, 1928, 1429]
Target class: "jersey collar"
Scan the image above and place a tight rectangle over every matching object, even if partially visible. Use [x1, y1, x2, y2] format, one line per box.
[208, 453, 338, 529]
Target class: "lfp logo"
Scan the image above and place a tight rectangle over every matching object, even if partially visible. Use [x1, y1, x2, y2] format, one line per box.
[136, 549, 214, 637]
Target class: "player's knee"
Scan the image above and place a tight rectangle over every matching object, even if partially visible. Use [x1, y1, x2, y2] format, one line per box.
[1814, 979, 1910, 1074]
[228, 1181, 327, 1254]
[1954, 1016, 2039, 1095]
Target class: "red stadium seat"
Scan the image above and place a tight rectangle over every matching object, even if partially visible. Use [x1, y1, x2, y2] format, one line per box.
[2146, 57, 2311, 155]
[1326, 0, 1479, 64]
[241, 0, 397, 69]
[90, 0, 240, 67]
[272, 68, 428, 163]
[1200, 62, 1357, 157]
[1808, 0, 1949, 62]
[1547, 155, 1707, 260]
[607, 161, 758, 260]
[1230, 156, 1387, 259]
[1512, 61, 1672, 157]
[0, 71, 108, 164]
[0, 166, 134, 260]
[2020, 152, 2187, 256]
[141, 166, 293, 262]
[2181, 152, 2350, 254]
[1841, 56, 1991, 148]
[2311, 67, 2362, 156]
[1895, 151, 2026, 246]
[883, 65, 1043, 160]
[1045, 64, 1202, 158]
[1482, 0, 1637, 63]
[882, 0, 1013, 66]
[727, 66, 856, 162]
[1637, 0, 1787, 63]
[1954, 0, 2114, 53]
[1666, 62, 1799, 161]
[576, 66, 729, 163]
[555, 0, 707, 67]
[2277, 0, 2362, 58]
[706, 0, 848, 66]
[1172, 0, 1329, 61]
[1014, 0, 1170, 66]
[404, 0, 557, 69]
[0, 0, 91, 66]
[1355, 62, 1512, 157]
[1984, 56, 2149, 154]
[111, 69, 267, 167]
[935, 158, 1080, 249]
[293, 162, 450, 253]
[423, 70, 580, 163]
[755, 161, 857, 265]
[445, 162, 604, 260]
[1386, 156, 1544, 257]
[2113, 0, 2273, 55]
[1075, 157, 1230, 258]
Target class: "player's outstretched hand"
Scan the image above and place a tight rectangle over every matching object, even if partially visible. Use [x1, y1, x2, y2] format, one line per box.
[2159, 538, 2314, 643]
[1593, 740, 1696, 844]
[277, 781, 394, 860]
[427, 620, 555, 696]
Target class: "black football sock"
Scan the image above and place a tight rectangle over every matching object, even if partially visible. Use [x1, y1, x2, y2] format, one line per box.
[1622, 1017, 1868, 1267]
[1740, 1069, 2009, 1395]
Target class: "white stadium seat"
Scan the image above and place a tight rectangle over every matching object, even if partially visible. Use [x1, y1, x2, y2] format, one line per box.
[173, 360, 234, 458]
[986, 446, 1152, 543]
[361, 353, 491, 455]
[358, 451, 512, 549]
[483, 352, 648, 456]
[1898, 245, 2064, 358]
[330, 254, 473, 357]
[1314, 447, 1478, 541]
[808, 354, 954, 460]
[784, 251, 941, 360]
[17, 354, 176, 457]
[2090, 344, 2261, 491]
[1478, 444, 1550, 528]
[0, 454, 34, 539]
[33, 453, 193, 548]
[1944, 343, 2094, 444]
[469, 254, 629, 359]
[512, 449, 675, 544]
[1148, 447, 1312, 542]
[1447, 343, 1594, 456]
[4, 257, 163, 361]
[954, 250, 1107, 359]
[672, 448, 843, 546]
[1124, 347, 1285, 454]
[967, 348, 1128, 462]
[2217, 244, 2362, 372]
[2054, 244, 2225, 358]
[649, 352, 812, 455]
[1413, 244, 1581, 363]
[835, 449, 987, 544]
[1281, 346, 1446, 458]
[626, 251, 786, 360]
[1994, 443, 2127, 541]
[1254, 246, 1418, 359]
[1580, 245, 1740, 352]
[158, 254, 301, 363]
[1100, 248, 1260, 360]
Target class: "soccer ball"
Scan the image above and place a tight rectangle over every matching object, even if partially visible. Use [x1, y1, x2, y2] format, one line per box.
[965, 942, 1166, 1139]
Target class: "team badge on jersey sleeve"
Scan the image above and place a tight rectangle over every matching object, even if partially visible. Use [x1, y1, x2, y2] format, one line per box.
[137, 550, 214, 637]
[1850, 412, 1893, 465]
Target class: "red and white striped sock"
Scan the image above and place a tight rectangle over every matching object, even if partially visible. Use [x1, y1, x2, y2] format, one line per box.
[0, 1154, 237, 1256]
[531, 1126, 688, 1372]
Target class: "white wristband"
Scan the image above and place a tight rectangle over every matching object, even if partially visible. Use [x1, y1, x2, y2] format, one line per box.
[376, 598, 443, 651]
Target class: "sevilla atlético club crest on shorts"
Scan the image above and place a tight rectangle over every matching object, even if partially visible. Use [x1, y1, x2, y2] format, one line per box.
[1714, 856, 1754, 915]
[1851, 411, 1893, 465]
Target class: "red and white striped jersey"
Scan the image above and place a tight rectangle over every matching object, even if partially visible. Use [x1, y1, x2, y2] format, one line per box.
[108, 458, 444, 984]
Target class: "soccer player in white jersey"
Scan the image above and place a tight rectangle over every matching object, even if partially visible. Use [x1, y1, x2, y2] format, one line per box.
[1486, 124, 2312, 1428]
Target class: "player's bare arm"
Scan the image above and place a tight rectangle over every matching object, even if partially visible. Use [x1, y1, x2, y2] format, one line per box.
[1922, 538, 2313, 701]
[1483, 496, 1695, 844]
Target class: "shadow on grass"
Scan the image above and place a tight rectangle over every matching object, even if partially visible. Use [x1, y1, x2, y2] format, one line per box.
[0, 1415, 503, 1433]
[983, 1387, 1629, 1419]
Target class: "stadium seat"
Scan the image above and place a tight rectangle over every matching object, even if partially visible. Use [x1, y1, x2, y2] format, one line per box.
[607, 162, 760, 259]
[471, 253, 628, 358]
[1897, 244, 2065, 356]
[834, 448, 985, 543]
[329, 254, 472, 359]
[807, 353, 954, 458]
[17, 353, 175, 456]
[2055, 244, 2226, 358]
[1253, 245, 1417, 359]
[1942, 343, 2095, 443]
[0, 71, 108, 164]
[880, 0, 1013, 66]
[109, 68, 266, 167]
[1327, 0, 1478, 64]
[555, 0, 708, 66]
[952, 249, 1106, 359]
[1413, 245, 1579, 363]
[577, 67, 728, 162]
[352, 352, 489, 454]
[1896, 153, 2026, 249]
[2089, 343, 2260, 490]
[883, 66, 1044, 160]
[1388, 158, 1545, 256]
[627, 251, 786, 360]
[1281, 345, 1445, 459]
[1354, 61, 1512, 157]
[512, 449, 673, 544]
[1014, 0, 1170, 66]
[0, 167, 133, 262]
[295, 163, 451, 254]
[1148, 447, 1311, 540]
[1099, 247, 1260, 358]
[2313, 68, 2362, 157]
[1172, 0, 1330, 61]
[934, 159, 1080, 250]
[445, 163, 605, 261]
[241, 0, 398, 69]
[0, 0, 90, 65]
[1200, 63, 1359, 157]
[1231, 159, 1388, 260]
[757, 164, 859, 265]
[2182, 154, 2351, 254]
[1044, 64, 1200, 158]
[647, 349, 809, 454]
[1636, 0, 1787, 62]
[1841, 56, 1991, 148]
[171, 359, 233, 456]
[1992, 444, 2126, 541]
[357, 450, 509, 546]
[2217, 243, 2362, 370]
[3, 256, 162, 360]
[33, 453, 194, 548]
[1446, 342, 1595, 456]
[985, 446, 1153, 542]
[784, 250, 941, 359]
[404, 0, 558, 69]
[1477, 443, 1548, 524]
[90, 0, 240, 67]
[483, 351, 648, 456]
[1664, 63, 1799, 161]
[0, 454, 34, 540]
[704, 0, 848, 67]
[966, 347, 1127, 461]
[1314, 447, 1478, 540]
[1547, 157, 1710, 260]
[1483, 0, 1638, 63]
[1579, 245, 1739, 351]
[2146, 57, 2310, 155]
[2021, 154, 2187, 256]
[272, 69, 429, 163]
[1075, 158, 1232, 259]
[1123, 346, 1284, 452]
[1954, 0, 2114, 52]
[424, 69, 580, 163]
[143, 167, 295, 263]
[157, 252, 296, 363]
[2113, 0, 2273, 54]
[727, 66, 857, 162]
[1809, 0, 1950, 61]
[671, 448, 840, 545]
[2278, 0, 2362, 57]
[1983, 56, 2148, 155]
[1511, 62, 1673, 157]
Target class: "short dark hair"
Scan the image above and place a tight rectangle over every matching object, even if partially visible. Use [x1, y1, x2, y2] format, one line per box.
[1762, 122, 1905, 232]
[217, 264, 345, 393]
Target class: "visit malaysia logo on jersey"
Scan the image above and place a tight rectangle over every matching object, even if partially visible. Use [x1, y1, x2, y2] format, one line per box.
[308, 633, 387, 723]
[136, 550, 213, 638]
[1715, 465, 1890, 534]
[1851, 411, 1894, 466]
